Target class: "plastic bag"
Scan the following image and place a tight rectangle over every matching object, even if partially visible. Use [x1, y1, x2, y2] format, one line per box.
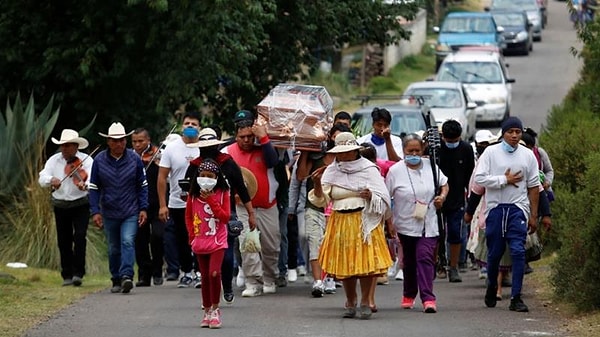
[525, 232, 543, 262]
[241, 229, 261, 253]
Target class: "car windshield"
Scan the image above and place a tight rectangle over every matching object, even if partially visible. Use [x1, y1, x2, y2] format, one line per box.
[437, 61, 503, 84]
[441, 17, 495, 34]
[352, 111, 426, 137]
[493, 0, 538, 10]
[405, 88, 463, 108]
[492, 13, 526, 27]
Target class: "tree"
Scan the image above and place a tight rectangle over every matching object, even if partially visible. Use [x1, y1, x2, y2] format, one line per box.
[0, 1, 420, 140]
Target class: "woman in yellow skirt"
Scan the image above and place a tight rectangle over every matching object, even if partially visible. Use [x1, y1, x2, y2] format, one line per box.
[309, 132, 393, 319]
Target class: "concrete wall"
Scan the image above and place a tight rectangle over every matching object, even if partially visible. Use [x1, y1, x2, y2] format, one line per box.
[383, 8, 428, 74]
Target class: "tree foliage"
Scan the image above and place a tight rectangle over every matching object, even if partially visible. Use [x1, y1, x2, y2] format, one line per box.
[0, 0, 420, 140]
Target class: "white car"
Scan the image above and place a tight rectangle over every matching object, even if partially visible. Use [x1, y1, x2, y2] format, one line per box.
[402, 81, 478, 140]
[435, 50, 515, 124]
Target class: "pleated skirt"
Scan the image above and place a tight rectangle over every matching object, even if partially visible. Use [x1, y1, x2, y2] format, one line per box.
[318, 210, 393, 279]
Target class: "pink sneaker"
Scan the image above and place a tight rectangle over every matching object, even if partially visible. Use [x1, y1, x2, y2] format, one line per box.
[201, 309, 211, 328]
[423, 300, 437, 313]
[209, 308, 222, 329]
[401, 296, 415, 309]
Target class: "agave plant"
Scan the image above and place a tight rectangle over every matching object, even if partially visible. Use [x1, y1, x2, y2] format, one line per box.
[0, 94, 59, 205]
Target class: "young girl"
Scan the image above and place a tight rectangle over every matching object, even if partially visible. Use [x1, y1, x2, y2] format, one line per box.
[185, 158, 230, 329]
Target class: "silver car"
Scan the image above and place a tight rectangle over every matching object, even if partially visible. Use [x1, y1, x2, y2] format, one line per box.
[403, 81, 478, 140]
[487, 0, 543, 41]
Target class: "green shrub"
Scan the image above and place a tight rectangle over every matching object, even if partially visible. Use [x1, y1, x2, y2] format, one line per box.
[368, 76, 400, 94]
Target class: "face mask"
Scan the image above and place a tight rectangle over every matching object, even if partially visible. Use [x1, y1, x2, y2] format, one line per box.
[405, 155, 422, 166]
[182, 126, 199, 139]
[197, 177, 217, 191]
[370, 133, 385, 146]
[445, 141, 459, 149]
[501, 140, 517, 153]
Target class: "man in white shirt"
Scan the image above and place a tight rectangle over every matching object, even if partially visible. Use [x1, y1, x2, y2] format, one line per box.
[474, 117, 540, 313]
[356, 107, 403, 161]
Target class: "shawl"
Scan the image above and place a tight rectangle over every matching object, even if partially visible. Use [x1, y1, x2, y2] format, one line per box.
[322, 157, 391, 243]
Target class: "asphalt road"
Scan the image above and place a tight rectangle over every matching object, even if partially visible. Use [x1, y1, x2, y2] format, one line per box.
[23, 2, 581, 337]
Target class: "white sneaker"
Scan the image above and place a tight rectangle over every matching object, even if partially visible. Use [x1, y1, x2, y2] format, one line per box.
[236, 269, 245, 288]
[311, 280, 324, 297]
[395, 269, 404, 281]
[297, 265, 307, 276]
[263, 283, 276, 294]
[324, 277, 336, 294]
[387, 265, 397, 278]
[287, 269, 297, 283]
[241, 286, 262, 297]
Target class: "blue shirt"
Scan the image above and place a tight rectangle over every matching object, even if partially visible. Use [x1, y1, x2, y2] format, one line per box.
[89, 149, 148, 218]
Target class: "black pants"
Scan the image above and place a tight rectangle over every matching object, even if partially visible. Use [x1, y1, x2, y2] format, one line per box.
[54, 204, 89, 280]
[221, 234, 235, 294]
[287, 214, 299, 270]
[169, 208, 193, 274]
[135, 212, 166, 281]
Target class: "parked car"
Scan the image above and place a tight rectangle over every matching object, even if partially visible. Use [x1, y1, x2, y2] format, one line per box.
[491, 10, 533, 55]
[351, 104, 428, 139]
[433, 12, 506, 70]
[486, 0, 544, 41]
[402, 81, 477, 140]
[435, 49, 515, 124]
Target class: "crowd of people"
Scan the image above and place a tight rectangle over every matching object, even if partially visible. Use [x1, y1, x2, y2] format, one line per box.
[38, 107, 553, 328]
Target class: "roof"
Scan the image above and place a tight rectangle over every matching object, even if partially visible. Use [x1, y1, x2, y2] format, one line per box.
[446, 11, 494, 18]
[353, 103, 424, 115]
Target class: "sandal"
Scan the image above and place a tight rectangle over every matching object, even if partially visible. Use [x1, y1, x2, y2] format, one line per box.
[369, 305, 378, 313]
[343, 306, 356, 318]
[359, 305, 372, 320]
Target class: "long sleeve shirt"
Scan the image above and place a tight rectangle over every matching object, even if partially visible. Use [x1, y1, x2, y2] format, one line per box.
[38, 151, 93, 201]
[89, 149, 148, 218]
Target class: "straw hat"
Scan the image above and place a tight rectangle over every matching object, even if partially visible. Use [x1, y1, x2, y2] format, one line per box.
[51, 129, 89, 149]
[98, 122, 134, 139]
[240, 167, 258, 200]
[186, 128, 226, 148]
[327, 132, 362, 154]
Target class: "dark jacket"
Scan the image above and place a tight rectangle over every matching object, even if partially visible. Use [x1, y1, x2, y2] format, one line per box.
[439, 140, 475, 211]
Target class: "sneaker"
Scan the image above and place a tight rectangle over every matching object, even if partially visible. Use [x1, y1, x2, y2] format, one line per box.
[209, 308, 222, 329]
[200, 310, 211, 328]
[62, 278, 74, 286]
[223, 292, 235, 304]
[509, 295, 529, 312]
[110, 279, 122, 293]
[401, 296, 415, 309]
[287, 269, 298, 283]
[395, 269, 404, 281]
[324, 277, 336, 294]
[275, 275, 288, 287]
[376, 275, 389, 285]
[135, 279, 151, 287]
[436, 266, 447, 279]
[423, 300, 437, 313]
[479, 267, 488, 280]
[241, 286, 262, 297]
[236, 269, 246, 288]
[485, 285, 498, 308]
[153, 276, 164, 286]
[311, 280, 324, 298]
[72, 276, 82, 287]
[297, 265, 307, 276]
[448, 268, 462, 283]
[359, 305, 372, 320]
[177, 275, 193, 288]
[343, 306, 356, 318]
[458, 262, 468, 273]
[166, 272, 179, 281]
[387, 264, 397, 277]
[263, 282, 277, 294]
[193, 273, 202, 289]
[121, 278, 133, 294]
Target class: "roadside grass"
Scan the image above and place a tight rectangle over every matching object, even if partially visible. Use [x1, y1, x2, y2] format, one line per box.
[526, 253, 600, 337]
[0, 266, 108, 337]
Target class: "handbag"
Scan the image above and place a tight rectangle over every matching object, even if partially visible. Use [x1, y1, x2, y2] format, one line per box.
[227, 216, 244, 237]
[525, 232, 543, 262]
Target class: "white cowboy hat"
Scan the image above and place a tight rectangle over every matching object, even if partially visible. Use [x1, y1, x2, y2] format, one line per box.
[51, 129, 89, 149]
[475, 129, 498, 144]
[327, 132, 362, 154]
[98, 122, 134, 139]
[186, 128, 226, 148]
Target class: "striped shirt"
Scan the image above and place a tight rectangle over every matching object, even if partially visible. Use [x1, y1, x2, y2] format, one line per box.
[89, 149, 148, 218]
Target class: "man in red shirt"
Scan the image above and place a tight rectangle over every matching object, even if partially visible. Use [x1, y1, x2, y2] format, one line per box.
[223, 111, 280, 297]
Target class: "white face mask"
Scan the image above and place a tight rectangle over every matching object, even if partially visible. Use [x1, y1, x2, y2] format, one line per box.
[197, 177, 217, 191]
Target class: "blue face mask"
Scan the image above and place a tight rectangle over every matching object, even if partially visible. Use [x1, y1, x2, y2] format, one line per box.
[501, 140, 517, 153]
[370, 133, 385, 146]
[182, 126, 199, 139]
[445, 141, 460, 149]
[405, 155, 422, 166]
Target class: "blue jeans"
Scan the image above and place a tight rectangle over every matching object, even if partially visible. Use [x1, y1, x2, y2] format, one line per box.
[163, 218, 180, 276]
[103, 215, 138, 281]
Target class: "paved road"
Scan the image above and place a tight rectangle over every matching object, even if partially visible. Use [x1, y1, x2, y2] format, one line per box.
[24, 2, 580, 337]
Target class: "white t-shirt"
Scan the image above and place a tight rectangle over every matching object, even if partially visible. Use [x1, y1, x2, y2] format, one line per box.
[159, 136, 199, 208]
[357, 133, 404, 160]
[386, 159, 447, 237]
[474, 143, 540, 220]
